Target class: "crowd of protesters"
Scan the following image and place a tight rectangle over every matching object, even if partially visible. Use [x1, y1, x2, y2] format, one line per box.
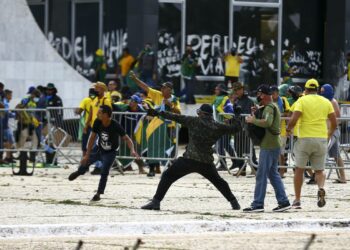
[1, 46, 350, 211]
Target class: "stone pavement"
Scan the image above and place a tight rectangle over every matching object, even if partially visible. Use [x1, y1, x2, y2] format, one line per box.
[0, 162, 349, 249]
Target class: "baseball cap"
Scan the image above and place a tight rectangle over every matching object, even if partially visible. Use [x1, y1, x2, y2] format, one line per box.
[161, 82, 173, 89]
[257, 84, 272, 95]
[130, 94, 142, 104]
[305, 78, 319, 89]
[27, 86, 36, 94]
[46, 83, 55, 89]
[232, 82, 244, 91]
[269, 85, 279, 93]
[197, 104, 213, 116]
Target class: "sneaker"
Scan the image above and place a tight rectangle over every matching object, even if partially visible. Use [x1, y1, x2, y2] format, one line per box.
[230, 199, 241, 210]
[141, 199, 160, 210]
[243, 206, 264, 213]
[68, 171, 81, 181]
[147, 171, 155, 177]
[91, 168, 101, 175]
[91, 194, 101, 202]
[272, 202, 291, 212]
[317, 188, 326, 207]
[292, 200, 302, 209]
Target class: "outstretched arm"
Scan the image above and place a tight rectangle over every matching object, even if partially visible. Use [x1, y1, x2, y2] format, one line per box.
[148, 109, 194, 127]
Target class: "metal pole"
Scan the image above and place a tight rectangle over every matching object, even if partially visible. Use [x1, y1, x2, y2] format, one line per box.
[71, 0, 76, 67]
[99, 0, 103, 49]
[181, 0, 186, 91]
[229, 0, 234, 50]
[44, 0, 49, 36]
[277, 0, 283, 85]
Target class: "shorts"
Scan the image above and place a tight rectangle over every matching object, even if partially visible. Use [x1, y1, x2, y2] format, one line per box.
[3, 128, 15, 144]
[293, 137, 327, 171]
[328, 128, 340, 158]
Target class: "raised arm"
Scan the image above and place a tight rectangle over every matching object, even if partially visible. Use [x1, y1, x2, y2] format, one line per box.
[129, 71, 149, 93]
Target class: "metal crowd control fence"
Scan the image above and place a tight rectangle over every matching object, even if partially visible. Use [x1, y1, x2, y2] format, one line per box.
[112, 112, 180, 168]
[0, 108, 52, 175]
[214, 112, 350, 177]
[0, 107, 180, 173]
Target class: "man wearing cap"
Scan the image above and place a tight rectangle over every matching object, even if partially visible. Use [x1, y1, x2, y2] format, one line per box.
[244, 85, 291, 212]
[130, 71, 180, 176]
[141, 104, 242, 211]
[84, 82, 112, 175]
[287, 79, 337, 209]
[231, 82, 257, 173]
[45, 83, 63, 127]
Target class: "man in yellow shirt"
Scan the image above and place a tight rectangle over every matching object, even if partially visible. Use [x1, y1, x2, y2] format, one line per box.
[118, 48, 135, 85]
[130, 71, 181, 176]
[75, 84, 97, 156]
[223, 48, 243, 87]
[84, 82, 112, 174]
[287, 78, 337, 209]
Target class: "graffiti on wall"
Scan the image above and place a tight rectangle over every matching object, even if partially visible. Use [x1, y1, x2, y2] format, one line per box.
[47, 29, 127, 77]
[157, 31, 182, 79]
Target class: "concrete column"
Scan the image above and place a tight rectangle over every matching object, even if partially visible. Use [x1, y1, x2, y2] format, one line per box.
[323, 0, 350, 85]
[127, 0, 159, 56]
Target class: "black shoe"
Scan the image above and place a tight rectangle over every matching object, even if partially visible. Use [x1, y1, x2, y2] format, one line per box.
[147, 171, 155, 177]
[306, 178, 316, 185]
[91, 168, 101, 175]
[272, 202, 291, 212]
[317, 188, 326, 207]
[91, 194, 101, 202]
[141, 199, 160, 210]
[243, 206, 264, 213]
[68, 171, 81, 181]
[230, 199, 241, 210]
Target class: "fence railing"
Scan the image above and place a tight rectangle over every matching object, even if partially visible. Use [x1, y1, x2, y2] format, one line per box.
[2, 106, 350, 179]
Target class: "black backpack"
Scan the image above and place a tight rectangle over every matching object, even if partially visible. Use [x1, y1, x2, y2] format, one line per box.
[245, 104, 279, 146]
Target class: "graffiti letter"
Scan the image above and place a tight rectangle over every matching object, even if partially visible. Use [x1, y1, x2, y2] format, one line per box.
[201, 35, 211, 60]
[61, 37, 72, 60]
[74, 36, 82, 62]
[187, 35, 201, 51]
[237, 36, 246, 54]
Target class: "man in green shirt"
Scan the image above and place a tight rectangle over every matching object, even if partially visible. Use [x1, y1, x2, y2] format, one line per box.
[243, 85, 290, 213]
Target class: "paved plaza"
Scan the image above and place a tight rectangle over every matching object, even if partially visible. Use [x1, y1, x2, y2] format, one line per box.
[0, 157, 349, 249]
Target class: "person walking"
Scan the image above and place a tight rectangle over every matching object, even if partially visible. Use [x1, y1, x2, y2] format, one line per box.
[243, 85, 291, 213]
[68, 105, 139, 201]
[140, 104, 242, 211]
[287, 79, 337, 209]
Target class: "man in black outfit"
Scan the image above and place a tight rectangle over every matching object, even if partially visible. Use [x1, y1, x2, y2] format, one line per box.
[141, 104, 242, 210]
[68, 105, 139, 201]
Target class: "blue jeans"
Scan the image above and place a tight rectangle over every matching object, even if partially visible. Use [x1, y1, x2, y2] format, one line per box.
[77, 146, 117, 194]
[252, 148, 289, 207]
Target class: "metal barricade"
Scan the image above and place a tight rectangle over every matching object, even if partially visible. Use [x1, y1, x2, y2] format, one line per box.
[46, 107, 82, 164]
[112, 111, 179, 165]
[214, 112, 254, 175]
[0, 108, 50, 174]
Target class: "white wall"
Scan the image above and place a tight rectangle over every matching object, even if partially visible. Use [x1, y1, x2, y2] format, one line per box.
[0, 0, 90, 108]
